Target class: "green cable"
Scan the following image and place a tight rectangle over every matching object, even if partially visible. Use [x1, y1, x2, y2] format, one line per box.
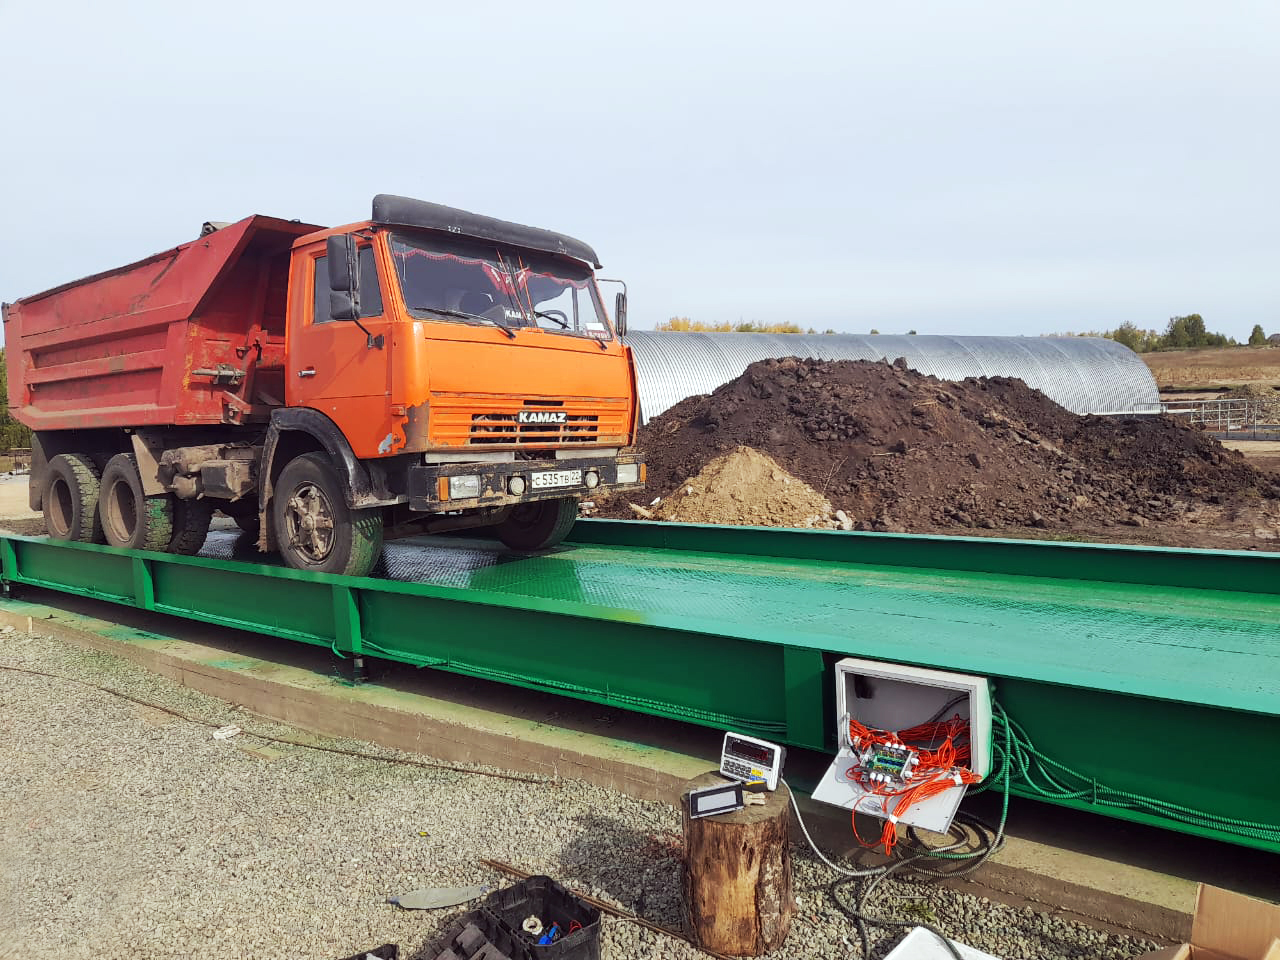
[350, 642, 1278, 843]
[991, 702, 1280, 844]
[356, 639, 788, 734]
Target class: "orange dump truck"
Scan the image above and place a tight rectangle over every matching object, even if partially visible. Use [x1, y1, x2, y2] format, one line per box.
[3, 195, 645, 576]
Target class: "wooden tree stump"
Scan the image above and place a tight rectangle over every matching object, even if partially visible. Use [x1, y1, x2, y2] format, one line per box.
[681, 770, 794, 956]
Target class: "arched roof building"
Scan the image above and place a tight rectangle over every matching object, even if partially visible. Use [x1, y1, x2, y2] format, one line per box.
[624, 332, 1160, 422]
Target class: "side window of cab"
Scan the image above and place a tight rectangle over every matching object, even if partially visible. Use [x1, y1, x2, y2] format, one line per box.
[312, 255, 334, 324]
[358, 246, 384, 318]
[311, 246, 383, 325]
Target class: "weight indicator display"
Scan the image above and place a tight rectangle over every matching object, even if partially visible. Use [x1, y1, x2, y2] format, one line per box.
[720, 731, 786, 791]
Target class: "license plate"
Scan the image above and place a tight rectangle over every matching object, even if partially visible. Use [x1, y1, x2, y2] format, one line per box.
[531, 469, 582, 490]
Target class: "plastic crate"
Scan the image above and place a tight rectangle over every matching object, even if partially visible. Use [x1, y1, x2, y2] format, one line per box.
[483, 876, 602, 960]
[420, 908, 526, 960]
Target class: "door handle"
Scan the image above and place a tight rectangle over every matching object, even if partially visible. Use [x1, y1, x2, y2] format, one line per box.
[297, 368, 316, 378]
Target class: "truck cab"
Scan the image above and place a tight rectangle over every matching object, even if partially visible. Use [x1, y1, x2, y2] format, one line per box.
[5, 195, 644, 577]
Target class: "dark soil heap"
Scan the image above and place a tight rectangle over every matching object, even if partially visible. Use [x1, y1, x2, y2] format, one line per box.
[612, 357, 1280, 531]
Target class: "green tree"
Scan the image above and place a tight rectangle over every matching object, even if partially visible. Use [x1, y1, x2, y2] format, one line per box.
[1164, 314, 1207, 348]
[0, 349, 31, 451]
[1109, 321, 1143, 352]
[1249, 324, 1267, 345]
[906, 329, 918, 335]
[869, 328, 881, 335]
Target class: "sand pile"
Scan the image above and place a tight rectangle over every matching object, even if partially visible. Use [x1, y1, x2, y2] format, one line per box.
[648, 447, 837, 527]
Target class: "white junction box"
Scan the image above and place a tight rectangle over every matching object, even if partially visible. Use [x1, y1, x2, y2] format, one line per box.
[811, 657, 992, 833]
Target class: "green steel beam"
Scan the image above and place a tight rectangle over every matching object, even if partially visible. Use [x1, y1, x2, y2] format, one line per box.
[568, 519, 1280, 594]
[1, 524, 1277, 853]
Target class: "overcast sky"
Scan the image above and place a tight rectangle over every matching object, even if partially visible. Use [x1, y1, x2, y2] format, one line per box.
[2, 1, 1277, 339]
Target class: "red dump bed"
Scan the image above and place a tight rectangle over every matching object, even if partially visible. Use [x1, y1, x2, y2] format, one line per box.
[3, 215, 321, 431]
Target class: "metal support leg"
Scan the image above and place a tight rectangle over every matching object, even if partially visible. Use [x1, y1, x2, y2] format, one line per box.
[336, 652, 369, 684]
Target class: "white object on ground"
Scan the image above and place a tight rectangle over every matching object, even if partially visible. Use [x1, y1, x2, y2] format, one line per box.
[883, 926, 1000, 960]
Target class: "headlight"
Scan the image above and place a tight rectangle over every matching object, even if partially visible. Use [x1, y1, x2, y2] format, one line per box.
[616, 463, 639, 484]
[508, 475, 527, 495]
[584, 470, 600, 488]
[448, 474, 481, 499]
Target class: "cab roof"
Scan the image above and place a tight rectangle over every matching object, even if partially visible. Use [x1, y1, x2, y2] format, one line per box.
[370, 194, 601, 269]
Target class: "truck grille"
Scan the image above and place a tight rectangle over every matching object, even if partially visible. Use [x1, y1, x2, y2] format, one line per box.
[468, 412, 599, 444]
[429, 393, 630, 448]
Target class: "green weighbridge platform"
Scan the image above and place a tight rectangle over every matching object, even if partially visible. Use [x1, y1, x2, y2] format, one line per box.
[1, 521, 1277, 853]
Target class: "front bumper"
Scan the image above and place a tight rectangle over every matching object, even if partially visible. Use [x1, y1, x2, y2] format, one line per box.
[406, 453, 645, 512]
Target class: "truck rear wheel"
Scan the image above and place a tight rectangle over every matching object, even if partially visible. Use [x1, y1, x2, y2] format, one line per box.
[168, 498, 214, 556]
[272, 452, 383, 577]
[44, 454, 105, 544]
[493, 497, 578, 551]
[100, 454, 173, 551]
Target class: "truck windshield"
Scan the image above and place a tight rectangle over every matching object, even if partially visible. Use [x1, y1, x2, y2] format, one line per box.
[389, 233, 612, 340]
[510, 253, 612, 340]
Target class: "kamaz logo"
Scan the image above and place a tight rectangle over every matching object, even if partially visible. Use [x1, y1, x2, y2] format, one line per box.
[517, 410, 567, 424]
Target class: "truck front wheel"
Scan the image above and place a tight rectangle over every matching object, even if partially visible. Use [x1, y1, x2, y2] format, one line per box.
[43, 453, 105, 544]
[272, 452, 383, 577]
[493, 497, 578, 551]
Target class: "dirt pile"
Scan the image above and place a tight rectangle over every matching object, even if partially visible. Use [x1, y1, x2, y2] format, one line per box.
[648, 446, 836, 527]
[1219, 383, 1280, 422]
[604, 357, 1280, 532]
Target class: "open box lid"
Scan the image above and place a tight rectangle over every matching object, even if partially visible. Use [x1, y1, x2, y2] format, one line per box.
[1140, 886, 1280, 960]
[812, 748, 967, 832]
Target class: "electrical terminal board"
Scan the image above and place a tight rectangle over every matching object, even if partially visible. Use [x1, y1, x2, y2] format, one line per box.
[857, 739, 918, 786]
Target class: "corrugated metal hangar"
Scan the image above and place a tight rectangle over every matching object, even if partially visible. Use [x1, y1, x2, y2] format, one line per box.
[623, 332, 1160, 422]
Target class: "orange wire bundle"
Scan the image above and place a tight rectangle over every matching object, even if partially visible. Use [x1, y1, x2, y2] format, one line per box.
[846, 713, 980, 855]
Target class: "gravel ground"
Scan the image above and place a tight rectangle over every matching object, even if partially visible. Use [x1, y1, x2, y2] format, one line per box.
[0, 630, 1162, 960]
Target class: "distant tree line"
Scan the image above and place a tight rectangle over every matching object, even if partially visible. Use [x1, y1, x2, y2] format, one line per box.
[657, 319, 919, 335]
[1046, 315, 1271, 353]
[0, 350, 33, 450]
[657, 318, 837, 334]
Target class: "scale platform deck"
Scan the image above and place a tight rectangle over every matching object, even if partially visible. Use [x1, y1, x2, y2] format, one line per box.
[2, 520, 1276, 851]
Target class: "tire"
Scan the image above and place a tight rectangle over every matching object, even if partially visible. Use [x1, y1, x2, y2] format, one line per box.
[272, 452, 383, 577]
[493, 497, 578, 551]
[168, 497, 214, 556]
[43, 453, 105, 543]
[99, 454, 173, 551]
[232, 513, 260, 538]
[214, 502, 259, 539]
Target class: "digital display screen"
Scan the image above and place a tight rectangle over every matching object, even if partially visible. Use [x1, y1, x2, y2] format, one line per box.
[690, 784, 743, 818]
[727, 737, 774, 766]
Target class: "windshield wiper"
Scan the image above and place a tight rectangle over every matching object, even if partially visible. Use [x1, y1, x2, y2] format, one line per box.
[533, 310, 569, 329]
[416, 306, 516, 339]
[531, 310, 608, 349]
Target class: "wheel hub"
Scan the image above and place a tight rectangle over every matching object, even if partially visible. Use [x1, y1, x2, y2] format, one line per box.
[286, 482, 335, 562]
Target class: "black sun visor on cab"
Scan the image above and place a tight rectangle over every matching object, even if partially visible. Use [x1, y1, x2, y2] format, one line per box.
[371, 195, 602, 269]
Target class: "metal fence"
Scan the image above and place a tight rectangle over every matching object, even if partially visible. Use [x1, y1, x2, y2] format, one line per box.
[1162, 398, 1261, 433]
[1159, 397, 1280, 439]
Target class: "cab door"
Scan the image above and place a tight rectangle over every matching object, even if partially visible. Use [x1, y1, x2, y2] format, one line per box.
[287, 242, 395, 458]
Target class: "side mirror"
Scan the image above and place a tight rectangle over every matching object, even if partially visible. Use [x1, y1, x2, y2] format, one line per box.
[326, 235, 355, 293]
[615, 291, 628, 336]
[325, 234, 360, 321]
[329, 291, 358, 321]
